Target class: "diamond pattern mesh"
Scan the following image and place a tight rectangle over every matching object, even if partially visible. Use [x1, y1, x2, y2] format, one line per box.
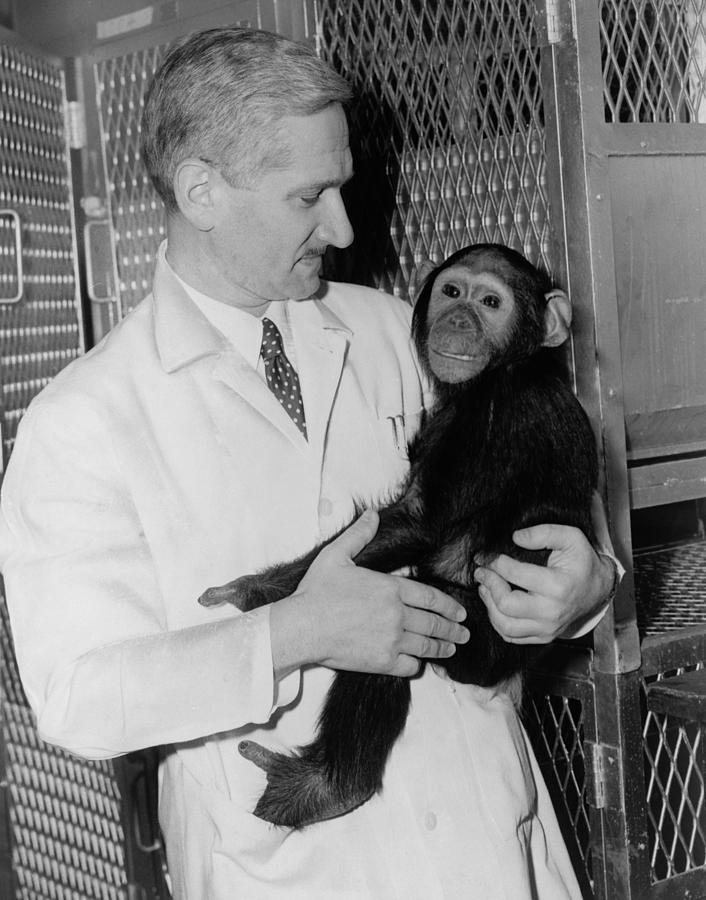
[601, 0, 706, 122]
[0, 43, 83, 461]
[95, 46, 167, 316]
[525, 692, 593, 889]
[643, 666, 706, 882]
[317, 0, 553, 299]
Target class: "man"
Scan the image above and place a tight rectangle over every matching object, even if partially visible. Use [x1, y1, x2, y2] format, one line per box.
[0, 27, 616, 899]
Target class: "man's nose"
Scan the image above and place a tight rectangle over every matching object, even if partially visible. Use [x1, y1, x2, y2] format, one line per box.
[317, 191, 354, 249]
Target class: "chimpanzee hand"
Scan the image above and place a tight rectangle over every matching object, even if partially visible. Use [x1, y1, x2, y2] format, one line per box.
[473, 522, 617, 644]
[269, 509, 470, 679]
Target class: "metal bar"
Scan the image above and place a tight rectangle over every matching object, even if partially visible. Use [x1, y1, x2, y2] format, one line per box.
[0, 211, 23, 305]
[642, 628, 706, 678]
[591, 669, 652, 899]
[647, 670, 706, 722]
[646, 859, 706, 899]
[629, 457, 706, 510]
[84, 221, 116, 304]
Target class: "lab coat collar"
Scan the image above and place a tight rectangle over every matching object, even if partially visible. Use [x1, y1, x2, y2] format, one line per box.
[152, 244, 230, 373]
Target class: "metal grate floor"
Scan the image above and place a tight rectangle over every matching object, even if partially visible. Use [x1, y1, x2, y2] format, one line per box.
[634, 540, 706, 636]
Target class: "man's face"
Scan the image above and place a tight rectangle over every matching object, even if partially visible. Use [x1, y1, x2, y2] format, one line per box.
[207, 103, 354, 309]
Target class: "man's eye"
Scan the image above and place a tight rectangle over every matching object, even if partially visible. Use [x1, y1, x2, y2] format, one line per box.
[441, 282, 460, 298]
[300, 194, 321, 207]
[480, 293, 501, 309]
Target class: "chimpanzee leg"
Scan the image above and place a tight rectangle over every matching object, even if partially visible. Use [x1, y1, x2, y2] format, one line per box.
[198, 498, 429, 612]
[238, 670, 411, 827]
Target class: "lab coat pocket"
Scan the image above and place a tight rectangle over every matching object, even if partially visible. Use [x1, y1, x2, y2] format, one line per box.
[378, 406, 426, 461]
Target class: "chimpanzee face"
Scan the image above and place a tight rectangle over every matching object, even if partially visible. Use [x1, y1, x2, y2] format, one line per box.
[412, 244, 555, 386]
[424, 252, 519, 383]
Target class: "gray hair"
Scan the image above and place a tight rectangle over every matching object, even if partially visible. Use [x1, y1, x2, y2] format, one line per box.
[141, 27, 353, 212]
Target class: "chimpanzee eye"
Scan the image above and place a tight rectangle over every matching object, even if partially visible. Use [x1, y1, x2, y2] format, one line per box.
[441, 282, 461, 298]
[480, 293, 501, 309]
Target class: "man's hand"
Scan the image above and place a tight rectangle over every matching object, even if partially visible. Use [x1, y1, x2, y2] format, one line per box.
[270, 510, 470, 678]
[473, 523, 616, 644]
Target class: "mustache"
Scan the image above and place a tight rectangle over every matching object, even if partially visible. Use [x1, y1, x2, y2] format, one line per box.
[302, 247, 327, 259]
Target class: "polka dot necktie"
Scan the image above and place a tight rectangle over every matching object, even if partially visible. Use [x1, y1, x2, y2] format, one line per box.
[260, 317, 308, 440]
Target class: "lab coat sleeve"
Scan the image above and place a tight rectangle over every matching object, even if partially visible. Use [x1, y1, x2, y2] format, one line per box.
[0, 395, 300, 759]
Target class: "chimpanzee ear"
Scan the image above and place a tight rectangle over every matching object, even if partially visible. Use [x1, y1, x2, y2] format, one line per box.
[542, 288, 572, 347]
[411, 260, 437, 305]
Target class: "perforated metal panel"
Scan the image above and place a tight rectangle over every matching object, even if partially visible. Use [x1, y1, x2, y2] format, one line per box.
[94, 46, 167, 317]
[0, 35, 130, 900]
[0, 41, 83, 460]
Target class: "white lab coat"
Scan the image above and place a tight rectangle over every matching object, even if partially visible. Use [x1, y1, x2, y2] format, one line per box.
[0, 248, 581, 899]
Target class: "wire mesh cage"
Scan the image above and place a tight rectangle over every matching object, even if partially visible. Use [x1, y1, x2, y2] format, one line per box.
[317, 0, 554, 300]
[636, 542, 706, 886]
[600, 0, 706, 123]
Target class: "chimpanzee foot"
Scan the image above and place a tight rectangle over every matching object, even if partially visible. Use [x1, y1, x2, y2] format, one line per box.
[197, 575, 280, 612]
[239, 740, 375, 828]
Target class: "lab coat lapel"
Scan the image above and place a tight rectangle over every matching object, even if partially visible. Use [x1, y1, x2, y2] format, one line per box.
[212, 351, 307, 447]
[289, 299, 350, 462]
[152, 249, 308, 449]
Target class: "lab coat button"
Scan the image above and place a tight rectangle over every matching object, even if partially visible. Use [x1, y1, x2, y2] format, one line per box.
[318, 498, 333, 516]
[424, 811, 437, 831]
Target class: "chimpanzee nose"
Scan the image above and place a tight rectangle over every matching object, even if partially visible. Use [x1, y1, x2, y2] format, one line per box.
[444, 304, 477, 331]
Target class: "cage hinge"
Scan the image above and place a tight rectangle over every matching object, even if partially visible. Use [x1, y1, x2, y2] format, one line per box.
[587, 740, 622, 810]
[65, 101, 87, 150]
[545, 0, 562, 44]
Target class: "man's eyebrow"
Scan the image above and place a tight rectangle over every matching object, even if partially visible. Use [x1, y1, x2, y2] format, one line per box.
[287, 172, 355, 196]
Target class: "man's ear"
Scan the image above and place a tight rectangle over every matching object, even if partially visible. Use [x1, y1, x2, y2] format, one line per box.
[173, 159, 217, 231]
[542, 288, 572, 347]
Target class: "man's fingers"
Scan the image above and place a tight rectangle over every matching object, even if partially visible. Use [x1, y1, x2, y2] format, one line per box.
[403, 607, 470, 646]
[476, 578, 563, 643]
[475, 553, 556, 597]
[394, 578, 467, 622]
[400, 633, 458, 660]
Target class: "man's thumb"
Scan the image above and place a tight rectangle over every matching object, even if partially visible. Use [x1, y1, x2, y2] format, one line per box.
[330, 509, 379, 560]
[513, 522, 568, 551]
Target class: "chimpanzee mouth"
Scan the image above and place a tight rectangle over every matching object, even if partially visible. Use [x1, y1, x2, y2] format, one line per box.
[434, 350, 477, 361]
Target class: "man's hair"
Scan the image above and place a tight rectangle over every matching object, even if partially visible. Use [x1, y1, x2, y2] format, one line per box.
[141, 27, 353, 212]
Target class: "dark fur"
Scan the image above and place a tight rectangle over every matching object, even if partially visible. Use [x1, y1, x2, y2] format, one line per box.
[199, 243, 598, 828]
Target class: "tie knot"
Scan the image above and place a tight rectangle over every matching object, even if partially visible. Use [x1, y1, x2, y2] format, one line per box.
[260, 317, 284, 362]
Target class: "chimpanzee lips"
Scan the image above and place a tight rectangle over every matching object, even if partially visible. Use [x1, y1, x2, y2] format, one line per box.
[434, 350, 477, 361]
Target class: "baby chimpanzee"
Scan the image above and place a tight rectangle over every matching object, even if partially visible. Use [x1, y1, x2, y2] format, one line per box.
[199, 243, 599, 829]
